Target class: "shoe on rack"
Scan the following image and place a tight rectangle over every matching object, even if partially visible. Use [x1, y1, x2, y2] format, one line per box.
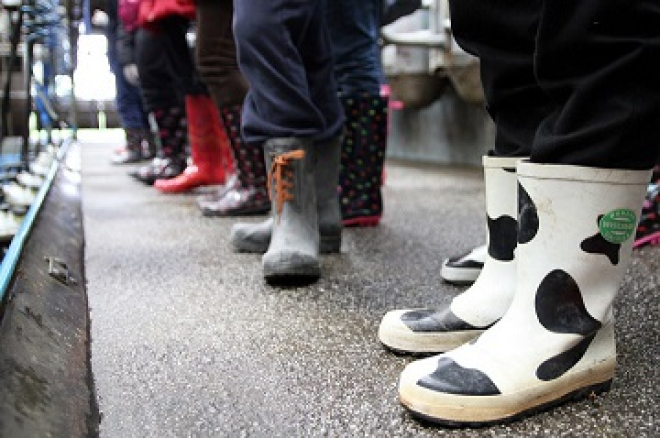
[0, 209, 23, 243]
[2, 182, 36, 208]
[30, 158, 53, 177]
[16, 171, 45, 190]
[30, 144, 58, 176]
[440, 244, 486, 284]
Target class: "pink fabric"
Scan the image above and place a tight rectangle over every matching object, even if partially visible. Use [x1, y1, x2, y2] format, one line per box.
[138, 0, 196, 29]
[118, 0, 142, 31]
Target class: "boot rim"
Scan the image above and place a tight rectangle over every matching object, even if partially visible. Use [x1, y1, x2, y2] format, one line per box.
[517, 161, 651, 184]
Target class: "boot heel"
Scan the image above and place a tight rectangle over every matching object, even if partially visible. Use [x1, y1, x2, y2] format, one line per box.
[320, 235, 341, 254]
[342, 215, 381, 227]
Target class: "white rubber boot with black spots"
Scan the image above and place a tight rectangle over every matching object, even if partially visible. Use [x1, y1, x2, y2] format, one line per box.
[440, 244, 487, 284]
[378, 155, 520, 354]
[398, 161, 650, 426]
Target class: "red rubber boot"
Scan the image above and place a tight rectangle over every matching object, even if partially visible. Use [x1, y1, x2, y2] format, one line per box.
[155, 95, 233, 193]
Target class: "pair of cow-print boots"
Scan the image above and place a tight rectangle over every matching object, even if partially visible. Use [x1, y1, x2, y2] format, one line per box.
[379, 156, 651, 426]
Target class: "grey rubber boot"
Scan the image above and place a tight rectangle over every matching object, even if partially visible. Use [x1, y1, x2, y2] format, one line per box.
[262, 138, 320, 282]
[230, 136, 342, 254]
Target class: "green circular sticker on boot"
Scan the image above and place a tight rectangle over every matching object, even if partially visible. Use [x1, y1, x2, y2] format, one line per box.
[599, 209, 637, 244]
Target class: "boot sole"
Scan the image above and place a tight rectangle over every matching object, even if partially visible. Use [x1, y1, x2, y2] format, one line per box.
[264, 271, 321, 286]
[202, 205, 270, 217]
[633, 230, 660, 248]
[399, 357, 615, 427]
[155, 176, 228, 194]
[264, 267, 321, 286]
[342, 215, 381, 227]
[320, 235, 341, 254]
[129, 172, 157, 186]
[378, 312, 484, 354]
[263, 255, 321, 284]
[440, 264, 482, 284]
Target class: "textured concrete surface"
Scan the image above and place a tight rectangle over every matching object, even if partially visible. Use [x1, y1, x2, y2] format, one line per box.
[81, 131, 659, 437]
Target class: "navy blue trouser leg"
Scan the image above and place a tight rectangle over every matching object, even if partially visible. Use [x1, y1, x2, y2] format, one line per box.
[326, 0, 383, 96]
[114, 70, 149, 130]
[107, 25, 149, 130]
[233, 0, 344, 145]
[450, 0, 660, 169]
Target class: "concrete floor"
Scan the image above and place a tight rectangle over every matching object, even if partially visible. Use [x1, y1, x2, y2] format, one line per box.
[81, 132, 659, 437]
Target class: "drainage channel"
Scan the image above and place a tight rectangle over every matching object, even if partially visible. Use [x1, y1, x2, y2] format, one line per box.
[0, 139, 100, 437]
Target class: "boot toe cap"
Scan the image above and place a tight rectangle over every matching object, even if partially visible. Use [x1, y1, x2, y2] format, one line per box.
[262, 250, 320, 281]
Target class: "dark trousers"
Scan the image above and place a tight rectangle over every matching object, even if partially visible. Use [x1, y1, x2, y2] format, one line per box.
[107, 27, 149, 129]
[326, 0, 383, 96]
[233, 0, 344, 145]
[136, 16, 207, 112]
[450, 0, 660, 169]
[195, 0, 248, 109]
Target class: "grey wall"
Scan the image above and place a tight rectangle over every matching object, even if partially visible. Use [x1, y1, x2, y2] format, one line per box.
[386, 87, 494, 167]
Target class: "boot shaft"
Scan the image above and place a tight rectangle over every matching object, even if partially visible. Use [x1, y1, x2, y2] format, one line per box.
[513, 161, 651, 323]
[141, 129, 157, 159]
[449, 155, 522, 327]
[339, 94, 388, 225]
[110, 128, 147, 164]
[151, 106, 188, 160]
[124, 128, 144, 152]
[220, 105, 268, 189]
[316, 136, 342, 240]
[184, 94, 233, 176]
[263, 138, 320, 281]
[482, 155, 520, 262]
[194, 105, 270, 216]
[265, 138, 317, 222]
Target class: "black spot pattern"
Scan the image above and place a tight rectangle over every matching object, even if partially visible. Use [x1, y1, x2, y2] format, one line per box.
[536, 334, 596, 381]
[418, 357, 501, 395]
[487, 215, 518, 261]
[535, 270, 601, 335]
[402, 309, 491, 332]
[518, 183, 538, 244]
[580, 215, 621, 265]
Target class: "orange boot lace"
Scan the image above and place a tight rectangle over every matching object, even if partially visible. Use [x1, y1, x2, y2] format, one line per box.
[268, 150, 306, 218]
